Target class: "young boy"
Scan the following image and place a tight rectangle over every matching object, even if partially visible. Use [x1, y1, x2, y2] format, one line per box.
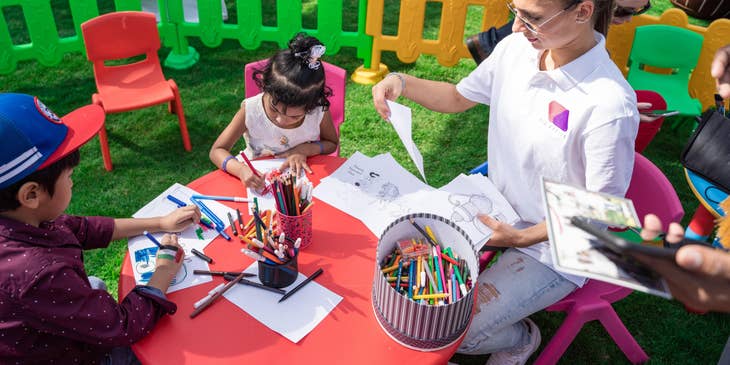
[0, 93, 201, 364]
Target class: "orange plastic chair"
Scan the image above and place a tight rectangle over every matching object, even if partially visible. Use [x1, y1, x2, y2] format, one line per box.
[244, 59, 346, 156]
[81, 11, 192, 171]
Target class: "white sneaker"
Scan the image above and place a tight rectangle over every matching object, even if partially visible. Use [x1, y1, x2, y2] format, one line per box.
[485, 318, 541, 365]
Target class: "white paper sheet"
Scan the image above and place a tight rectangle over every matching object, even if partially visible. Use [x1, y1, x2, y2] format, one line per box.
[313, 151, 433, 237]
[127, 183, 237, 292]
[386, 100, 427, 182]
[223, 262, 342, 343]
[395, 173, 520, 247]
[542, 179, 671, 298]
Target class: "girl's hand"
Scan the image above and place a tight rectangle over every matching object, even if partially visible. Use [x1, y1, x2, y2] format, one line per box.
[277, 152, 312, 177]
[160, 205, 201, 232]
[240, 167, 265, 191]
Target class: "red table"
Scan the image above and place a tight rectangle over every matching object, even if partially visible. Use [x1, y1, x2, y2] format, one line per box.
[119, 155, 462, 364]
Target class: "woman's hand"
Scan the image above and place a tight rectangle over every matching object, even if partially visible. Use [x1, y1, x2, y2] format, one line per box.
[372, 74, 404, 120]
[159, 205, 201, 232]
[277, 152, 312, 177]
[478, 214, 523, 247]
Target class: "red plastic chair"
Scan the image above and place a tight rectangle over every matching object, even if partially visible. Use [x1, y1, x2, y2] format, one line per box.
[244, 59, 346, 156]
[534, 153, 683, 365]
[634, 90, 668, 154]
[81, 11, 192, 171]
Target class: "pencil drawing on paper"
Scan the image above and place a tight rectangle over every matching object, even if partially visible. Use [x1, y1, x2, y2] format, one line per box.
[448, 193, 506, 235]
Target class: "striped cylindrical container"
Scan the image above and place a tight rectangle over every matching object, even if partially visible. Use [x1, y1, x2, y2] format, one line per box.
[371, 213, 479, 351]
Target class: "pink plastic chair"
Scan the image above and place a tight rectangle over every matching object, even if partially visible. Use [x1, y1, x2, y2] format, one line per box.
[634, 90, 668, 154]
[243, 59, 346, 156]
[534, 152, 683, 365]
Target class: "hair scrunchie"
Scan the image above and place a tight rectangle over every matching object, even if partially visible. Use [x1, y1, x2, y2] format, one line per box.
[294, 44, 326, 70]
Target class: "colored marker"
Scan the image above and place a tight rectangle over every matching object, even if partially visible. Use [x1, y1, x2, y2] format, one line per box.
[223, 274, 287, 295]
[143, 231, 162, 247]
[166, 195, 187, 208]
[227, 212, 238, 236]
[278, 268, 324, 303]
[191, 194, 251, 203]
[194, 270, 255, 277]
[191, 248, 213, 263]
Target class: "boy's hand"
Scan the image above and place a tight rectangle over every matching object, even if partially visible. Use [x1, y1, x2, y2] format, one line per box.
[240, 167, 265, 191]
[147, 234, 184, 293]
[160, 205, 201, 232]
[278, 153, 312, 177]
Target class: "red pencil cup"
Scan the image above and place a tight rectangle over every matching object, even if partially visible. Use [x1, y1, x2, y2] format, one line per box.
[277, 208, 313, 249]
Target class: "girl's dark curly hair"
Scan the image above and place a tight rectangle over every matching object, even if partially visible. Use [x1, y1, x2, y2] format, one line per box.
[252, 33, 332, 113]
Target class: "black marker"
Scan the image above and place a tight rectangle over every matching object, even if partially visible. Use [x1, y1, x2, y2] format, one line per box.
[191, 248, 213, 263]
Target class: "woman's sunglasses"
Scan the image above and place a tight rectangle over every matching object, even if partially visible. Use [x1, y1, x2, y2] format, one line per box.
[613, 1, 651, 18]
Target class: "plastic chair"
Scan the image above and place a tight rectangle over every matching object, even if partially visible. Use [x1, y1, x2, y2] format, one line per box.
[469, 154, 683, 363]
[534, 153, 683, 365]
[81, 11, 192, 171]
[634, 90, 668, 154]
[244, 59, 346, 156]
[627, 25, 703, 118]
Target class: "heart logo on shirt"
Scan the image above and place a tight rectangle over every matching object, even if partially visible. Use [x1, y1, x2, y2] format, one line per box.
[548, 101, 569, 132]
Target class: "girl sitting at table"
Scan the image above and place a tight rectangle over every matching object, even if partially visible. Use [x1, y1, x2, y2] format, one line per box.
[210, 33, 339, 191]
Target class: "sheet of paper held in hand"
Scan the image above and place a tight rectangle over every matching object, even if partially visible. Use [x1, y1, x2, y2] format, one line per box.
[385, 100, 427, 182]
[542, 179, 671, 298]
[223, 262, 342, 343]
[313, 151, 519, 245]
[127, 183, 235, 292]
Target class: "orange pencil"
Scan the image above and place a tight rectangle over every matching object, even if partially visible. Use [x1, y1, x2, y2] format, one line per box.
[294, 186, 301, 215]
[261, 250, 285, 264]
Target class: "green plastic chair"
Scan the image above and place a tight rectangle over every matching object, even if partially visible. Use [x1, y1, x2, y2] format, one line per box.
[627, 25, 704, 117]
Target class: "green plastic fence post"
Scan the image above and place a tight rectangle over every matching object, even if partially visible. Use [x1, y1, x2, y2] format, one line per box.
[25, 0, 63, 66]
[197, 0, 224, 47]
[236, 0, 263, 49]
[276, 0, 303, 47]
[161, 0, 199, 69]
[356, 0, 373, 68]
[0, 11, 16, 74]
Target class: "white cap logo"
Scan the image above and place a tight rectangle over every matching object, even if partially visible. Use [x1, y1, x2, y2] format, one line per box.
[34, 97, 62, 124]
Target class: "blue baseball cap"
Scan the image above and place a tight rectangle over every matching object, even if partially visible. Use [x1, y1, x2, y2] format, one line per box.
[0, 93, 104, 189]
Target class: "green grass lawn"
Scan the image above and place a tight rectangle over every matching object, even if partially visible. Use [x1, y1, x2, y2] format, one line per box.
[1, 0, 728, 364]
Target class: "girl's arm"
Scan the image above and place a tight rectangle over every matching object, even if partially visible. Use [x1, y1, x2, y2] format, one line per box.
[209, 106, 265, 189]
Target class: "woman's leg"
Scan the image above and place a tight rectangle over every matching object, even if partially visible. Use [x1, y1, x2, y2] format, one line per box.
[458, 249, 577, 355]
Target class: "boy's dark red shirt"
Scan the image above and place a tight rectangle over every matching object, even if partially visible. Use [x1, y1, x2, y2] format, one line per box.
[0, 215, 176, 364]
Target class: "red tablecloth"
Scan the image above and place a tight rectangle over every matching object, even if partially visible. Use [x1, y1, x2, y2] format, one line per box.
[119, 155, 462, 364]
